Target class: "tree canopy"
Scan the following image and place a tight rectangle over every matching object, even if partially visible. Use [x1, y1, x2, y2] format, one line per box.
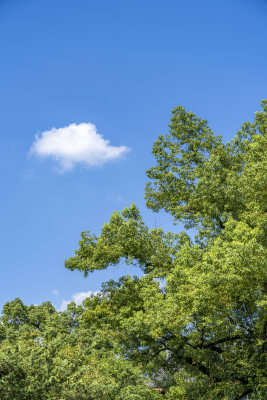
[1, 101, 266, 399]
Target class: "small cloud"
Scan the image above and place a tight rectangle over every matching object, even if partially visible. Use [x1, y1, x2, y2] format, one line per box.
[59, 290, 99, 311]
[52, 289, 59, 296]
[59, 300, 70, 311]
[72, 290, 98, 305]
[29, 122, 130, 172]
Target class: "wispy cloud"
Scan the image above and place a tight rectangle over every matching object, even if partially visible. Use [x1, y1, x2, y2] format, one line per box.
[52, 289, 59, 296]
[59, 290, 99, 311]
[30, 123, 130, 172]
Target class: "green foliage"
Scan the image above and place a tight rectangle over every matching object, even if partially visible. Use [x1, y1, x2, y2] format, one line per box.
[1, 101, 266, 399]
[65, 204, 188, 278]
[0, 299, 161, 399]
[64, 101, 267, 399]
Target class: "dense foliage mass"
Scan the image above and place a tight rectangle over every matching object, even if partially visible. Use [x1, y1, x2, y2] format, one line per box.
[1, 101, 266, 399]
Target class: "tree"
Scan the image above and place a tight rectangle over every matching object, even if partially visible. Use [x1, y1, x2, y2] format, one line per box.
[65, 101, 267, 399]
[0, 299, 161, 399]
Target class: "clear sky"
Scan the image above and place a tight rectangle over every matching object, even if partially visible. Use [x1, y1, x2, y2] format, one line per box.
[0, 0, 266, 311]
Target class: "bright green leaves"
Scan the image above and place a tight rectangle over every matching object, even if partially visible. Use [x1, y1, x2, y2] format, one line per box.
[0, 299, 162, 400]
[1, 298, 29, 329]
[65, 203, 190, 278]
[145, 106, 223, 231]
[145, 102, 267, 240]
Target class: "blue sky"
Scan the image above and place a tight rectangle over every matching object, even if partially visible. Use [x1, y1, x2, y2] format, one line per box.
[0, 0, 266, 311]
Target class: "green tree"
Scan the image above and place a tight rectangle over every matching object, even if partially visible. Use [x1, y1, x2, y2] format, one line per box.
[65, 101, 267, 399]
[0, 299, 161, 399]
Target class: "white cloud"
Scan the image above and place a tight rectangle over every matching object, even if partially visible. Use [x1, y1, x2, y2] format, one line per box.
[30, 122, 130, 172]
[59, 290, 99, 311]
[52, 289, 59, 296]
[59, 300, 71, 312]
